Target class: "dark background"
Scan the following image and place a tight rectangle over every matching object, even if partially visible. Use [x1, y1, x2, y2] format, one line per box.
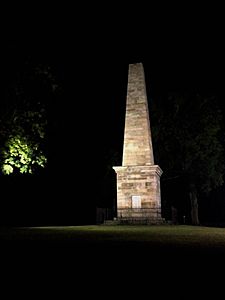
[0, 8, 224, 226]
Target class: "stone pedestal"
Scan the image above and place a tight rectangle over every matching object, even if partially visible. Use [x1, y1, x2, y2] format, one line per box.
[113, 165, 163, 223]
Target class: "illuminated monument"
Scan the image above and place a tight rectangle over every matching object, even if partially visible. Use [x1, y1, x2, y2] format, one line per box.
[113, 63, 163, 223]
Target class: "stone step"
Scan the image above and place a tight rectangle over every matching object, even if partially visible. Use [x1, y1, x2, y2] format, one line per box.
[103, 220, 120, 225]
[102, 218, 166, 225]
[117, 217, 166, 225]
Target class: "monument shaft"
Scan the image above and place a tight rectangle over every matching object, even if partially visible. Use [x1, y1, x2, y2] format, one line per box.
[123, 63, 154, 166]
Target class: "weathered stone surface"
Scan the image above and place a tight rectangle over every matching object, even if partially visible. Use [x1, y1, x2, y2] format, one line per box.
[122, 63, 154, 166]
[113, 63, 163, 223]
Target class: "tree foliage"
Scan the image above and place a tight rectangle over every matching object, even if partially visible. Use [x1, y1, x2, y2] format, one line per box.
[151, 92, 224, 224]
[0, 62, 58, 175]
[152, 93, 225, 194]
[1, 109, 47, 175]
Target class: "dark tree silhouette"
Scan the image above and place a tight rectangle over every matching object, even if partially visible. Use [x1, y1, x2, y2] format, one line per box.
[151, 93, 225, 225]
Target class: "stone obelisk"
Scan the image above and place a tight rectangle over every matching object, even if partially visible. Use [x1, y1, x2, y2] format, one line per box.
[113, 63, 163, 223]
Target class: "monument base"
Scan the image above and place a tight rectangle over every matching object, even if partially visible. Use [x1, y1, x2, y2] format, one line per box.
[117, 208, 164, 224]
[117, 218, 165, 225]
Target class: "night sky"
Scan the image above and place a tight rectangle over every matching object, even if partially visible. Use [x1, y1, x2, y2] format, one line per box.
[1, 12, 224, 225]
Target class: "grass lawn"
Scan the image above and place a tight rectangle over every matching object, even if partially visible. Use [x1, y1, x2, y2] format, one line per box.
[1, 224, 225, 253]
[2, 224, 225, 276]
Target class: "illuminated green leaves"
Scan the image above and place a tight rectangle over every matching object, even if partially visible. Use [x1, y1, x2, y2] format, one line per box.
[2, 134, 47, 175]
[2, 164, 13, 175]
[0, 63, 58, 176]
[0, 101, 48, 175]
